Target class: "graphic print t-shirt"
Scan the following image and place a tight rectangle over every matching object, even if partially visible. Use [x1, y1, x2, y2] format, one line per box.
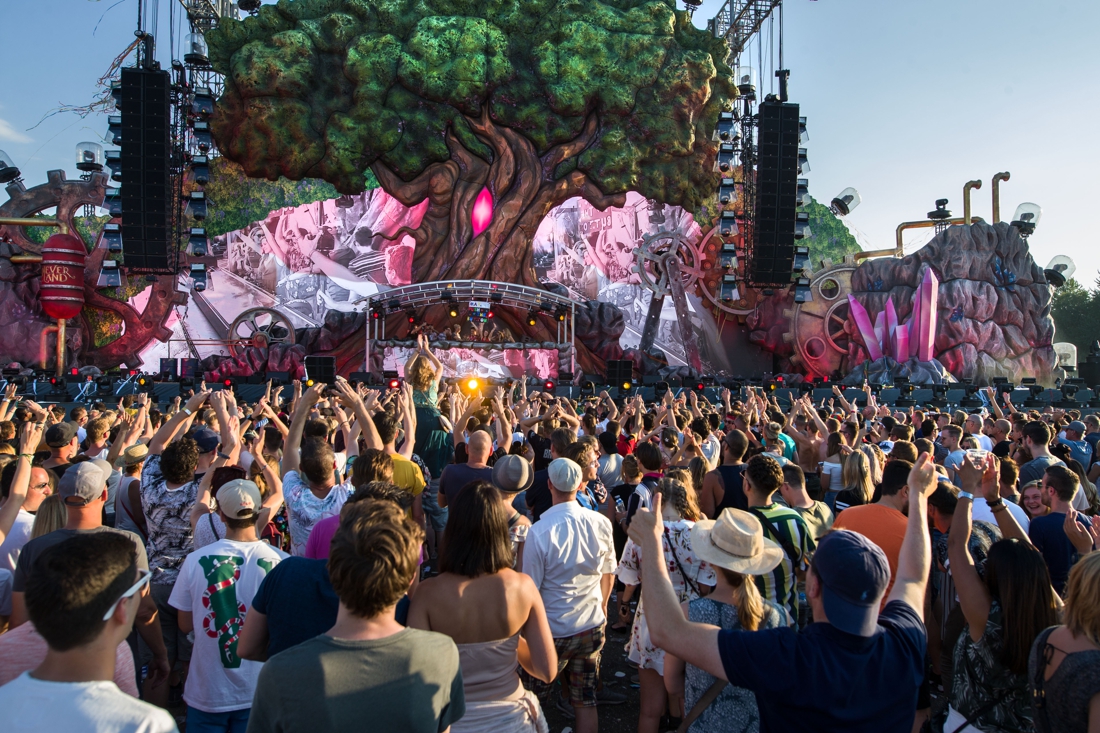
[140, 454, 199, 585]
[282, 471, 351, 556]
[168, 538, 287, 713]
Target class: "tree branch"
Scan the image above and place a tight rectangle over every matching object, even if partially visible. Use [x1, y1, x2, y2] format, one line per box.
[540, 114, 599, 179]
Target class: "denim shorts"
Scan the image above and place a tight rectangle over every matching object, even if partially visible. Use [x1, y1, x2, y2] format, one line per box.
[421, 480, 448, 532]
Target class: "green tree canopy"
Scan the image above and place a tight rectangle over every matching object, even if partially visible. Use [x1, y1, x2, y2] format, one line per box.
[1051, 276, 1100, 355]
[799, 195, 861, 268]
[207, 0, 735, 261]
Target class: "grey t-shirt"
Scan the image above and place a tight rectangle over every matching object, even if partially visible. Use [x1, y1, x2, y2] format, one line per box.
[12, 526, 149, 592]
[1019, 455, 1065, 487]
[248, 629, 464, 733]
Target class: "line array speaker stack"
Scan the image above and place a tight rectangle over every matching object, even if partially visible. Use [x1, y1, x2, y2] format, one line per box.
[751, 101, 801, 286]
[119, 68, 171, 272]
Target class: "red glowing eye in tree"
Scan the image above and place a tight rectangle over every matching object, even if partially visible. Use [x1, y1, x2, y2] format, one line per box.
[471, 187, 493, 237]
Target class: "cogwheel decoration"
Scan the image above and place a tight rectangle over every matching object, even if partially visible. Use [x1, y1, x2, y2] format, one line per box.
[631, 230, 706, 298]
[228, 307, 297, 357]
[782, 257, 857, 377]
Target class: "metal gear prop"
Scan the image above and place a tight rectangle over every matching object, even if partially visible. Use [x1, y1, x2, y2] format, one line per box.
[0, 170, 186, 369]
[631, 230, 706, 297]
[228, 307, 296, 357]
[783, 257, 857, 376]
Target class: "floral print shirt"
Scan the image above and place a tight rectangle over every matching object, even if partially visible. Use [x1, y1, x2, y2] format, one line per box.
[140, 455, 198, 586]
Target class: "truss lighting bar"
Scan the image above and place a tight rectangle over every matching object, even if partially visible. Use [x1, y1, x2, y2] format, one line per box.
[707, 0, 782, 60]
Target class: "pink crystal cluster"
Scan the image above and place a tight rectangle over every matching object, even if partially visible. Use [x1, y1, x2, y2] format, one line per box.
[847, 268, 939, 363]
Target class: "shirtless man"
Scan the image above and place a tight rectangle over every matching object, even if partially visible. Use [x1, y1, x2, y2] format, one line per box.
[783, 395, 826, 501]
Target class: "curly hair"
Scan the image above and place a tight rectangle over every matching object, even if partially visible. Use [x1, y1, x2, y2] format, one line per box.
[655, 476, 702, 521]
[160, 437, 199, 484]
[329, 500, 423, 619]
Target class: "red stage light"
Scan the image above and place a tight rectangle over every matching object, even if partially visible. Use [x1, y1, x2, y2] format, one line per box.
[388, 378, 400, 389]
[223, 378, 233, 388]
[776, 376, 784, 382]
[70, 367, 78, 376]
[486, 310, 495, 319]
[544, 380, 555, 391]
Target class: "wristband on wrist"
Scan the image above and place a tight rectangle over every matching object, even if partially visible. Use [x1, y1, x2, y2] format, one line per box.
[986, 498, 1004, 509]
[959, 491, 975, 501]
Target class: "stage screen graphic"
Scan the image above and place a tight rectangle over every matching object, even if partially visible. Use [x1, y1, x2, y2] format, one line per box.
[138, 189, 724, 375]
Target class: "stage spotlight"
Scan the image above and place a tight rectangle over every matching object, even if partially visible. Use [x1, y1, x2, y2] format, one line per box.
[558, 371, 574, 385]
[192, 121, 213, 152]
[793, 277, 812, 303]
[464, 377, 481, 393]
[794, 212, 811, 240]
[189, 227, 207, 257]
[543, 380, 555, 394]
[830, 188, 861, 216]
[527, 310, 538, 327]
[370, 303, 383, 320]
[580, 380, 595, 397]
[449, 304, 459, 318]
[718, 178, 736, 205]
[555, 306, 568, 322]
[189, 263, 207, 292]
[107, 116, 123, 146]
[618, 379, 634, 397]
[387, 377, 401, 390]
[793, 245, 810, 272]
[719, 211, 738, 237]
[1011, 203, 1041, 239]
[0, 150, 21, 184]
[406, 310, 416, 324]
[192, 87, 215, 117]
[387, 299, 401, 312]
[103, 224, 123, 254]
[1044, 255, 1075, 288]
[75, 141, 104, 173]
[441, 292, 458, 317]
[715, 142, 736, 174]
[654, 381, 669, 400]
[1021, 377, 1046, 408]
[97, 260, 123, 289]
[103, 187, 122, 217]
[712, 110, 736, 143]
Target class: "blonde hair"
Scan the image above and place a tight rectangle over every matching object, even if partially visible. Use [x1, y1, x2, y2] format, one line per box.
[656, 476, 702, 521]
[1065, 553, 1100, 647]
[842, 451, 875, 503]
[860, 444, 883, 485]
[405, 355, 435, 392]
[31, 495, 68, 539]
[717, 567, 765, 632]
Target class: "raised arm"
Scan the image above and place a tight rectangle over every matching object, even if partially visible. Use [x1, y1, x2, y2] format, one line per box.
[627, 494, 726, 681]
[983, 387, 1004, 420]
[397, 384, 417, 460]
[149, 391, 208, 455]
[948, 456, 993, 640]
[283, 383, 324, 477]
[966, 454, 1029, 544]
[0, 423, 43, 545]
[332, 378, 382, 451]
[885, 452, 936, 618]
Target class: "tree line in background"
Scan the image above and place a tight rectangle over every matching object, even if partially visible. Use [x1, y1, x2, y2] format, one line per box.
[1052, 277, 1100, 354]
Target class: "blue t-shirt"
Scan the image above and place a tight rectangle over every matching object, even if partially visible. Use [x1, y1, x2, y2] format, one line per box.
[251, 556, 340, 657]
[1058, 438, 1093, 469]
[1029, 512, 1092, 595]
[718, 600, 926, 732]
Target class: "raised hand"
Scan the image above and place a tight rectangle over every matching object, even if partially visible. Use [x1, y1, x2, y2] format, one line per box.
[1064, 508, 1097, 555]
[185, 390, 211, 413]
[18, 420, 44, 454]
[908, 452, 939, 497]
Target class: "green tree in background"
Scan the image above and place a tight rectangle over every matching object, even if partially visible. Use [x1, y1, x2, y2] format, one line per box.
[1051, 277, 1100, 354]
[798, 195, 861, 269]
[206, 0, 735, 287]
[202, 157, 356, 237]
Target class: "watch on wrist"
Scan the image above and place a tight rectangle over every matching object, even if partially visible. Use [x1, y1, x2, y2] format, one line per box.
[958, 491, 974, 501]
[217, 451, 231, 460]
[986, 498, 1004, 509]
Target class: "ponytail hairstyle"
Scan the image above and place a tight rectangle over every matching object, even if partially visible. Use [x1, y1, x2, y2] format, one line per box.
[826, 432, 844, 459]
[717, 566, 765, 631]
[655, 476, 702, 521]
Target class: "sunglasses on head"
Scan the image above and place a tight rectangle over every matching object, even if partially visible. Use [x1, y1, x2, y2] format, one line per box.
[102, 568, 152, 621]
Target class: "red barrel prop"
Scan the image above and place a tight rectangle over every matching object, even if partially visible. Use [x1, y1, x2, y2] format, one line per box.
[39, 233, 86, 320]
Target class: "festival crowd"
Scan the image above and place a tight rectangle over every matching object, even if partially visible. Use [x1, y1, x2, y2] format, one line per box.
[0, 342, 1099, 733]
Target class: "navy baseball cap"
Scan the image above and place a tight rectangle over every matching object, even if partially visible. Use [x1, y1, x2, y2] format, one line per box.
[813, 530, 890, 637]
[190, 427, 220, 454]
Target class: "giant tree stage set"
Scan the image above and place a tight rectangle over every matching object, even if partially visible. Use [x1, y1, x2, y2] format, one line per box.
[0, 0, 1083, 398]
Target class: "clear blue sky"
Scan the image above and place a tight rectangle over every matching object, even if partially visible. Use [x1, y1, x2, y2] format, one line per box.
[2, 0, 1098, 288]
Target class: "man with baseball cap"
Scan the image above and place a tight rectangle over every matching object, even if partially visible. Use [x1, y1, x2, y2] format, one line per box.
[189, 426, 222, 480]
[1059, 419, 1093, 469]
[41, 421, 79, 481]
[630, 452, 939, 732]
[521, 457, 615, 733]
[169, 478, 287, 731]
[10, 460, 171, 695]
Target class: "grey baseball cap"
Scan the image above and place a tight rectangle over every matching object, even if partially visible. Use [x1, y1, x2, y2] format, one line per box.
[59, 460, 112, 507]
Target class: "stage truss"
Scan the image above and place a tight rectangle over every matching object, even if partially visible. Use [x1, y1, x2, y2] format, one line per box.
[366, 280, 577, 379]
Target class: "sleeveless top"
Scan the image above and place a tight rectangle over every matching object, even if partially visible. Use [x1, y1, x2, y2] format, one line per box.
[683, 597, 788, 733]
[456, 634, 524, 703]
[715, 465, 747, 513]
[412, 385, 454, 480]
[951, 600, 1033, 732]
[114, 475, 146, 541]
[1029, 626, 1100, 733]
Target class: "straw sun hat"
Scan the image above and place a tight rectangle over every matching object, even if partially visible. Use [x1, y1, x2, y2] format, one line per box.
[690, 508, 784, 575]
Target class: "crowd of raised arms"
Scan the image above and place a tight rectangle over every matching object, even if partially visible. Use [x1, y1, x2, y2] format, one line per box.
[0, 339, 1098, 733]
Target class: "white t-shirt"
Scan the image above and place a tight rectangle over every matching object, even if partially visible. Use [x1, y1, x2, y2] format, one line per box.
[974, 434, 994, 452]
[0, 509, 35, 573]
[970, 497, 1030, 533]
[168, 538, 287, 713]
[0, 672, 176, 733]
[282, 471, 352, 556]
